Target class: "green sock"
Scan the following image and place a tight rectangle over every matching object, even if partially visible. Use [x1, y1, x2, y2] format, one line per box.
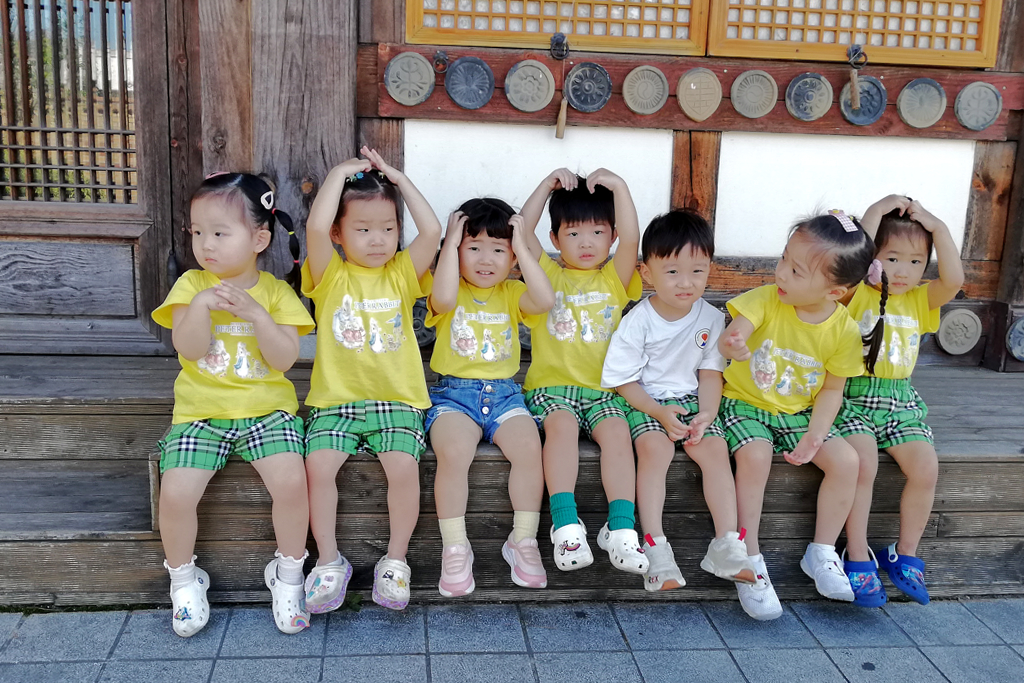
[549, 492, 578, 530]
[607, 499, 635, 531]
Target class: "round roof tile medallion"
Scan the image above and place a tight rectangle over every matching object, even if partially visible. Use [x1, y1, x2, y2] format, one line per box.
[730, 70, 778, 119]
[384, 52, 435, 106]
[677, 68, 722, 122]
[839, 75, 888, 126]
[622, 65, 669, 115]
[564, 62, 613, 113]
[504, 59, 556, 113]
[936, 309, 983, 355]
[897, 78, 947, 129]
[444, 56, 495, 110]
[1007, 317, 1024, 362]
[785, 73, 834, 122]
[954, 81, 1003, 131]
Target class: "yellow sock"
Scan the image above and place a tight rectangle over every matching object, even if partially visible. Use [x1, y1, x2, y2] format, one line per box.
[512, 510, 541, 543]
[439, 516, 468, 548]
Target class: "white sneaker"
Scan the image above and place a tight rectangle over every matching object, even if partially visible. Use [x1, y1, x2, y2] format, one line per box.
[264, 557, 310, 634]
[596, 523, 649, 575]
[641, 537, 685, 591]
[700, 531, 758, 584]
[550, 519, 594, 571]
[736, 554, 784, 621]
[800, 542, 855, 602]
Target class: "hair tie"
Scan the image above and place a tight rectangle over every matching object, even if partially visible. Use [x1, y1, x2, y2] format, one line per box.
[346, 171, 365, 183]
[866, 259, 884, 286]
[828, 209, 858, 233]
[293, 259, 300, 264]
[259, 190, 274, 211]
[287, 230, 295, 236]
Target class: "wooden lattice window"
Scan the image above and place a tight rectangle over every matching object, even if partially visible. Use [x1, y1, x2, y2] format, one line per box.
[407, 0, 710, 55]
[1, 0, 136, 203]
[707, 0, 1004, 67]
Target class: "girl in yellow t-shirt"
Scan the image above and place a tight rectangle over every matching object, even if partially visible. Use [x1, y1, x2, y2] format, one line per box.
[302, 147, 442, 614]
[838, 196, 964, 608]
[718, 211, 874, 620]
[153, 173, 315, 637]
[425, 198, 554, 598]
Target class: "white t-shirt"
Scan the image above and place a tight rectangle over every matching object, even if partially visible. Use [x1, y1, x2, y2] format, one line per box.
[601, 296, 727, 400]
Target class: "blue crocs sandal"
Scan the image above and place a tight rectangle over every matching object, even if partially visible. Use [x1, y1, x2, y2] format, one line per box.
[877, 542, 930, 605]
[842, 548, 887, 608]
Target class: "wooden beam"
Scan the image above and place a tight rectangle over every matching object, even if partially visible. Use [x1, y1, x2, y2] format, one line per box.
[358, 0, 405, 44]
[689, 131, 721, 227]
[198, 0, 253, 175]
[670, 131, 691, 211]
[997, 116, 1024, 304]
[995, 0, 1024, 73]
[963, 141, 1016, 263]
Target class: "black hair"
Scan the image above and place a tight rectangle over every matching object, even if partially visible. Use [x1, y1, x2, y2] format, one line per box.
[548, 174, 615, 235]
[333, 171, 403, 246]
[874, 206, 934, 268]
[789, 213, 875, 288]
[863, 269, 890, 375]
[191, 173, 301, 291]
[457, 197, 515, 240]
[642, 209, 714, 262]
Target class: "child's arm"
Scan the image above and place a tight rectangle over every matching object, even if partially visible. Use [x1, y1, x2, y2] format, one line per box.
[616, 382, 692, 442]
[306, 157, 374, 287]
[428, 211, 465, 317]
[783, 372, 845, 465]
[860, 194, 911, 239]
[910, 200, 965, 310]
[519, 168, 577, 261]
[170, 289, 218, 361]
[364, 147, 442, 279]
[587, 168, 640, 290]
[719, 315, 755, 361]
[511, 214, 555, 315]
[213, 282, 300, 371]
[687, 369, 725, 446]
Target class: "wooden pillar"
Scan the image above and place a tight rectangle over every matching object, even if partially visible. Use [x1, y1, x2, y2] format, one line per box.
[669, 130, 721, 227]
[198, 0, 252, 176]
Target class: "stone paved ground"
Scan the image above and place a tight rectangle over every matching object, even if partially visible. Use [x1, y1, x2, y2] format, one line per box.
[1, 598, 1024, 682]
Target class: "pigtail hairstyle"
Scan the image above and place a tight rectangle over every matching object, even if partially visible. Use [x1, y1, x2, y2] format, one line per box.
[334, 170, 403, 247]
[862, 267, 889, 375]
[789, 211, 875, 289]
[192, 173, 302, 292]
[457, 197, 516, 240]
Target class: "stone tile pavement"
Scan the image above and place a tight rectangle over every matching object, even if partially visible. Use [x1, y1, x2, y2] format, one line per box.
[1, 599, 1023, 682]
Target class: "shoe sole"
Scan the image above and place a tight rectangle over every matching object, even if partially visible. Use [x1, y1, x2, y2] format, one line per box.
[502, 542, 548, 589]
[800, 557, 855, 602]
[740, 601, 784, 621]
[438, 577, 475, 598]
[699, 558, 758, 585]
[172, 568, 211, 638]
[306, 562, 353, 615]
[644, 577, 685, 592]
[596, 531, 648, 575]
[372, 563, 410, 611]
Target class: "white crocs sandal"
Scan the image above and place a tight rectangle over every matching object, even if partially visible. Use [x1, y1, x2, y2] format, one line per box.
[372, 555, 412, 611]
[304, 555, 353, 614]
[597, 523, 649, 574]
[169, 567, 210, 638]
[265, 559, 310, 634]
[549, 519, 594, 571]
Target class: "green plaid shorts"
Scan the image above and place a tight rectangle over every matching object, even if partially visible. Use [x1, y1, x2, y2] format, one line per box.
[624, 395, 726, 442]
[525, 385, 630, 438]
[833, 376, 933, 448]
[305, 400, 427, 461]
[718, 397, 844, 455]
[158, 410, 304, 473]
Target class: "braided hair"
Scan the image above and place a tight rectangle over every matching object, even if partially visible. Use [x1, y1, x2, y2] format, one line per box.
[862, 269, 890, 375]
[191, 173, 301, 292]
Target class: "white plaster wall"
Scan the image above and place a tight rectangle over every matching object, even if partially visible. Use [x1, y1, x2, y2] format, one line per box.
[402, 120, 674, 250]
[715, 132, 975, 257]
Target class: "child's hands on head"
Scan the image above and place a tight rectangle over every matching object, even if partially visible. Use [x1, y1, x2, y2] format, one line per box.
[586, 168, 624, 194]
[212, 281, 269, 323]
[721, 330, 752, 361]
[509, 214, 530, 259]
[331, 156, 373, 180]
[546, 168, 578, 192]
[906, 199, 945, 234]
[872, 194, 912, 217]
[362, 146, 404, 184]
[445, 210, 467, 250]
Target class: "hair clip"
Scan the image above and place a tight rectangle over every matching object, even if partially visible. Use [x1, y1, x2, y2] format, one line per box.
[260, 190, 274, 211]
[346, 171, 365, 183]
[866, 259, 884, 286]
[377, 170, 386, 179]
[828, 209, 858, 233]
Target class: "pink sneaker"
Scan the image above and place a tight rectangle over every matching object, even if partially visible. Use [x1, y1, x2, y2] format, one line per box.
[501, 534, 548, 589]
[438, 543, 475, 597]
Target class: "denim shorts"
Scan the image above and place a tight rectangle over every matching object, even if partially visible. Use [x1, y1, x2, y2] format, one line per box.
[425, 376, 532, 443]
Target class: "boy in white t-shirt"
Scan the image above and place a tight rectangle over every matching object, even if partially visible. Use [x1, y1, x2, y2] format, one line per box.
[602, 210, 755, 591]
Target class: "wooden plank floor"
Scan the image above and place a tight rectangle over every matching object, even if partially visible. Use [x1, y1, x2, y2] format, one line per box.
[1, 356, 1023, 605]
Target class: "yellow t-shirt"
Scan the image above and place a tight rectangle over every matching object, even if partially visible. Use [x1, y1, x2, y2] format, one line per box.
[723, 285, 864, 414]
[524, 253, 642, 392]
[302, 250, 432, 409]
[847, 283, 940, 379]
[426, 279, 531, 380]
[152, 269, 315, 424]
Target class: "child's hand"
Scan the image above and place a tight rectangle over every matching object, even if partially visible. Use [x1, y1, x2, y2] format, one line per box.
[509, 214, 530, 259]
[445, 211, 467, 250]
[586, 168, 624, 194]
[192, 288, 221, 312]
[330, 157, 372, 180]
[906, 199, 946, 234]
[213, 282, 269, 323]
[655, 404, 692, 442]
[870, 194, 912, 217]
[546, 168, 577, 192]
[361, 146, 404, 184]
[684, 411, 714, 446]
[721, 330, 752, 361]
[783, 433, 824, 466]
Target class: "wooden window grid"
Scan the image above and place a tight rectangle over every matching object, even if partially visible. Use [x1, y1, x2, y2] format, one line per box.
[407, 0, 1002, 67]
[407, 1, 710, 55]
[1, 0, 137, 204]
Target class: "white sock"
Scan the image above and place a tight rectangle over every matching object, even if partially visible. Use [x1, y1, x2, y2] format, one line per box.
[512, 510, 541, 543]
[439, 516, 469, 547]
[275, 552, 306, 586]
[165, 556, 197, 592]
[325, 552, 344, 566]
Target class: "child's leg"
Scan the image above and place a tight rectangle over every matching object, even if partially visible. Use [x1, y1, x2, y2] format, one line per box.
[251, 451, 309, 559]
[684, 435, 739, 537]
[492, 414, 545, 516]
[159, 467, 218, 567]
[305, 448, 351, 565]
[634, 431, 674, 538]
[843, 434, 879, 562]
[431, 412, 484, 522]
[809, 438, 860, 545]
[887, 441, 938, 557]
[733, 441, 773, 556]
[541, 409, 581, 501]
[377, 450, 421, 562]
[591, 416, 636, 513]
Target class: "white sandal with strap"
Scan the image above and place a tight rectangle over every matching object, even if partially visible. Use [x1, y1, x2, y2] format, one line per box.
[597, 523, 649, 574]
[549, 519, 594, 571]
